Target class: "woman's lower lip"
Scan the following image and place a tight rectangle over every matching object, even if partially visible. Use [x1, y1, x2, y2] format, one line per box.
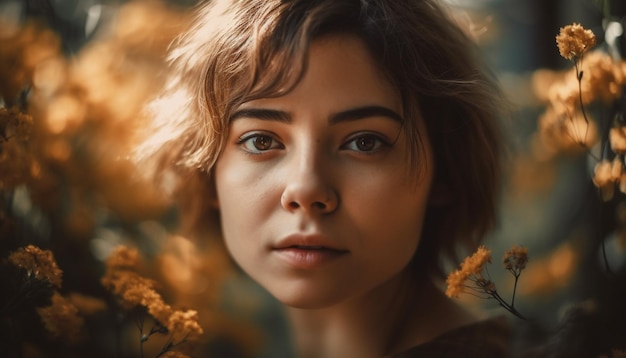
[273, 248, 347, 269]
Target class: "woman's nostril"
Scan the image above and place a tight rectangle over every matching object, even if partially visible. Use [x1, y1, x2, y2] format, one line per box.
[312, 202, 327, 210]
[280, 183, 338, 213]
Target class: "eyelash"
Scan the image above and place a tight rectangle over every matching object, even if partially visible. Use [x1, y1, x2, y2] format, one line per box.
[341, 133, 391, 154]
[235, 132, 391, 155]
[236, 132, 284, 155]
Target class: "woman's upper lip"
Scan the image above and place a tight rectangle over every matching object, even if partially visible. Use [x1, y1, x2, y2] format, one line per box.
[273, 234, 347, 251]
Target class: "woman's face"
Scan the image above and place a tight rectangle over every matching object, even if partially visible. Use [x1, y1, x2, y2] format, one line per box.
[214, 34, 434, 309]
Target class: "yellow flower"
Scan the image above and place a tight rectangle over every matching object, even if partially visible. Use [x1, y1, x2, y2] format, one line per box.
[445, 270, 467, 298]
[460, 245, 492, 275]
[446, 246, 527, 320]
[101, 246, 169, 313]
[105, 245, 140, 270]
[592, 159, 624, 201]
[101, 245, 203, 345]
[8, 245, 63, 288]
[503, 245, 529, 274]
[168, 309, 203, 343]
[556, 23, 596, 60]
[36, 291, 84, 344]
[610, 127, 626, 154]
[66, 293, 107, 315]
[582, 51, 625, 103]
[102, 263, 164, 312]
[0, 106, 33, 142]
[445, 245, 492, 298]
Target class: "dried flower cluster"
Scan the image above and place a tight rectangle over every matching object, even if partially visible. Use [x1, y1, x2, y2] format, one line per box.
[66, 292, 107, 315]
[527, 18, 626, 356]
[0, 21, 59, 104]
[556, 23, 596, 60]
[544, 24, 626, 201]
[0, 106, 32, 142]
[446, 245, 527, 320]
[101, 246, 203, 348]
[0, 106, 34, 190]
[0, 10, 177, 241]
[4, 245, 87, 345]
[592, 158, 626, 201]
[534, 53, 626, 157]
[36, 291, 84, 343]
[503, 245, 529, 277]
[533, 24, 626, 163]
[0, 2, 234, 356]
[445, 245, 493, 298]
[588, 126, 626, 201]
[543, 51, 626, 110]
[8, 245, 63, 288]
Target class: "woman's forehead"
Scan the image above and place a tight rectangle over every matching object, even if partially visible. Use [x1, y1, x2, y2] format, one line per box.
[238, 34, 403, 119]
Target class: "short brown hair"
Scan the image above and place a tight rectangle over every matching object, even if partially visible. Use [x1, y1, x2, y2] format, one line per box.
[137, 0, 505, 276]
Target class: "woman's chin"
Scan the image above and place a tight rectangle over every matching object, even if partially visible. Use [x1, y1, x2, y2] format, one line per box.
[268, 286, 347, 310]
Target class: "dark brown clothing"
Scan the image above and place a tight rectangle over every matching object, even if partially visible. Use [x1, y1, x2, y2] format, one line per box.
[392, 316, 511, 358]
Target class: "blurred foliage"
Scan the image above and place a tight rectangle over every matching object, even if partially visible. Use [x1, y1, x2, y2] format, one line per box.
[487, 2, 626, 356]
[0, 1, 274, 357]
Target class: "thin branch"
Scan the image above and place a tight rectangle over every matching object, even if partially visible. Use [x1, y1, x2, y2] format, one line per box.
[492, 290, 527, 320]
[511, 273, 520, 308]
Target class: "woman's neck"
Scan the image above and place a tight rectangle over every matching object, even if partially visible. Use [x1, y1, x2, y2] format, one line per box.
[285, 272, 473, 358]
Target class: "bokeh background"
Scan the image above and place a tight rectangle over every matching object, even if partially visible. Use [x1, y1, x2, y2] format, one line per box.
[1, 0, 625, 357]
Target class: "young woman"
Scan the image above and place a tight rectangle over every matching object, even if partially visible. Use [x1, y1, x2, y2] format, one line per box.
[138, 0, 508, 356]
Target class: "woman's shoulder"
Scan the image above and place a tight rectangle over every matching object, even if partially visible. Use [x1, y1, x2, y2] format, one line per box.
[391, 315, 511, 358]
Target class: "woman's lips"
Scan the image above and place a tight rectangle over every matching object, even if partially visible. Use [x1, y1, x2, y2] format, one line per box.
[272, 234, 348, 268]
[272, 246, 348, 269]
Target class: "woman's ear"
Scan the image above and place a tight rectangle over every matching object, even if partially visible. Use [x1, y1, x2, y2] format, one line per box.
[428, 182, 452, 207]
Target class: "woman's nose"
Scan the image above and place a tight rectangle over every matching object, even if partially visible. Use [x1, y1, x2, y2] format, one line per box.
[280, 151, 338, 215]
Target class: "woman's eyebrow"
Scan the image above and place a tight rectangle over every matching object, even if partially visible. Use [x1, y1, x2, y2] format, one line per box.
[329, 105, 403, 124]
[229, 105, 403, 123]
[230, 108, 291, 122]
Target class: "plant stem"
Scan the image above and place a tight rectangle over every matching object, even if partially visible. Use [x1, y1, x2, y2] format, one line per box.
[511, 274, 519, 308]
[492, 290, 527, 320]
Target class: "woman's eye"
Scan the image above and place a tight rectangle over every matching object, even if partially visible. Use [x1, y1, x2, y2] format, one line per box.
[238, 133, 283, 153]
[343, 134, 388, 153]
